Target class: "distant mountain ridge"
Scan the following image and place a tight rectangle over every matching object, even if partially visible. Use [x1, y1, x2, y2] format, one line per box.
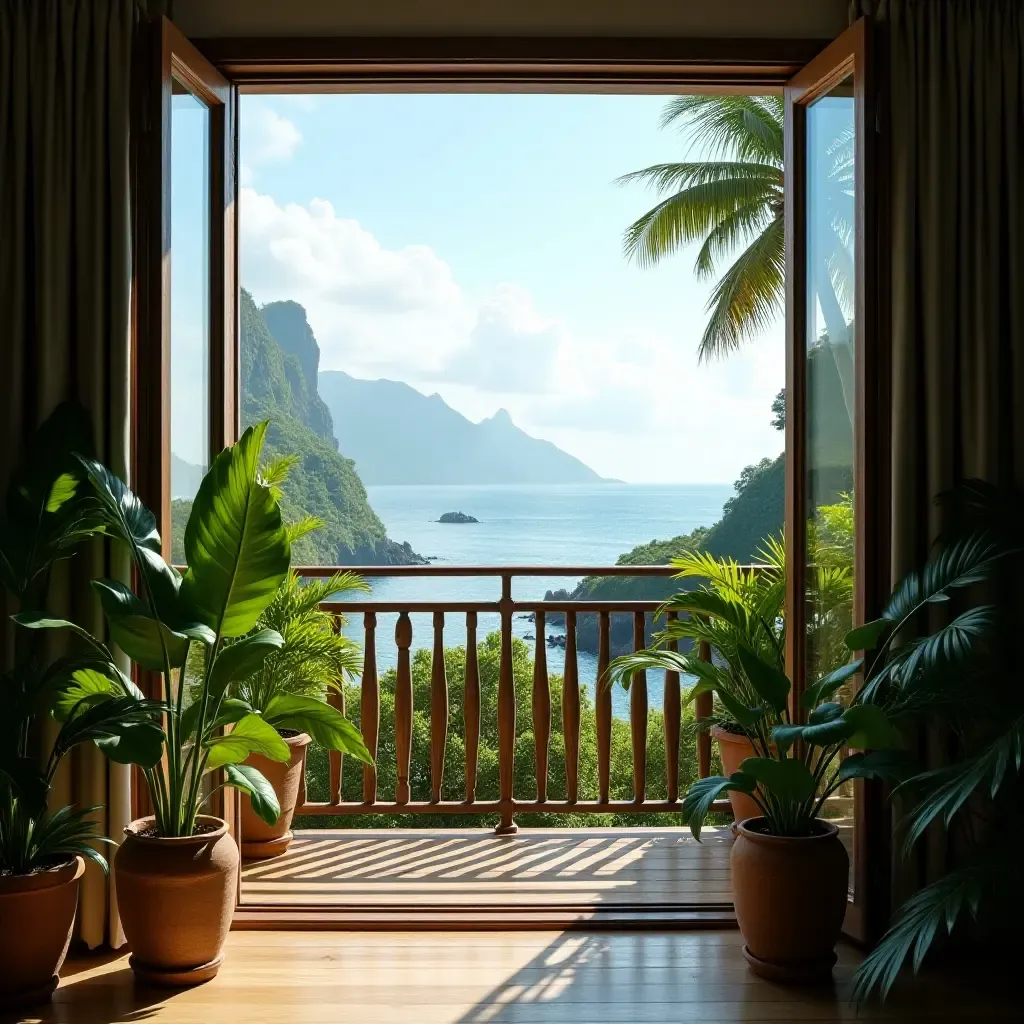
[317, 370, 606, 486]
[240, 291, 423, 565]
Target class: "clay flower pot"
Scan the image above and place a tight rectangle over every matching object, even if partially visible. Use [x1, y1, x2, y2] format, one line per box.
[731, 817, 849, 982]
[114, 815, 238, 986]
[711, 724, 762, 823]
[241, 731, 311, 860]
[0, 856, 85, 1005]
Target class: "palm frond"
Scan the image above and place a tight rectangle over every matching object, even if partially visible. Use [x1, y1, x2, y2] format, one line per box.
[851, 866, 985, 1003]
[698, 216, 785, 360]
[658, 94, 784, 165]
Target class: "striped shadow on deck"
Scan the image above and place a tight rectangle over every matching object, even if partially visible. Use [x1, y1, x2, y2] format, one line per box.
[240, 827, 735, 925]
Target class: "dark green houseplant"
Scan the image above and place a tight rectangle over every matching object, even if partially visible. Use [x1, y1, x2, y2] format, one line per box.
[0, 403, 161, 1004]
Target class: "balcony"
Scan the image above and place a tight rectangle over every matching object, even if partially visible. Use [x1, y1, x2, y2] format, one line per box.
[237, 565, 851, 923]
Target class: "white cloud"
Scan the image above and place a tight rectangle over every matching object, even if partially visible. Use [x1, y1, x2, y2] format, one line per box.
[239, 187, 785, 482]
[240, 107, 302, 185]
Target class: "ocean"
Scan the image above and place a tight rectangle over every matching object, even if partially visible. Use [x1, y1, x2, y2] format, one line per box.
[336, 482, 732, 719]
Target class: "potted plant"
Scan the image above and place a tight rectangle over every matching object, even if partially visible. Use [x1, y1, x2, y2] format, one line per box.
[227, 567, 369, 859]
[0, 404, 161, 1005]
[845, 488, 1018, 1002]
[23, 421, 370, 985]
[678, 644, 908, 981]
[609, 539, 791, 821]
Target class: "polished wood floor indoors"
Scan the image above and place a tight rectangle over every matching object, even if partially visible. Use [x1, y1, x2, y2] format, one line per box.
[241, 827, 736, 911]
[14, 929, 1014, 1024]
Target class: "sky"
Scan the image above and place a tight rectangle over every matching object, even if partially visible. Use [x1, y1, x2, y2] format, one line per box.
[172, 92, 786, 484]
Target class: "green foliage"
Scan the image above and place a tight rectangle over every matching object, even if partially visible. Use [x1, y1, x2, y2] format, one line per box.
[301, 632, 709, 830]
[41, 422, 311, 838]
[842, 487, 1020, 1002]
[617, 96, 784, 360]
[0, 403, 157, 874]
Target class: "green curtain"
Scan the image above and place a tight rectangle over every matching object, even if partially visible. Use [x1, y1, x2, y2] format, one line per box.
[0, 0, 141, 948]
[855, 0, 1024, 912]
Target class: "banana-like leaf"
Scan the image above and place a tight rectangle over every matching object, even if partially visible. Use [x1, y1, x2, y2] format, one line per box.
[715, 687, 765, 729]
[203, 712, 290, 770]
[843, 704, 902, 750]
[681, 772, 756, 841]
[91, 578, 189, 670]
[224, 764, 281, 825]
[834, 749, 915, 787]
[11, 612, 111, 657]
[47, 658, 144, 721]
[181, 423, 290, 638]
[736, 644, 790, 714]
[263, 693, 372, 763]
[94, 721, 165, 767]
[740, 756, 816, 803]
[179, 696, 254, 743]
[802, 659, 863, 708]
[208, 629, 285, 699]
[770, 724, 805, 757]
[845, 618, 889, 653]
[53, 695, 165, 769]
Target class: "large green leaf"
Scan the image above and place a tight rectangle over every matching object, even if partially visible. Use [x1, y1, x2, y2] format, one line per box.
[179, 696, 254, 744]
[91, 578, 189, 671]
[12, 612, 111, 657]
[263, 693, 372, 763]
[736, 644, 790, 714]
[94, 722, 165, 768]
[223, 764, 281, 825]
[681, 772, 756, 840]
[180, 423, 290, 638]
[845, 618, 889, 653]
[208, 629, 285, 699]
[843, 704, 902, 750]
[203, 712, 290, 770]
[715, 687, 765, 729]
[834, 750, 915, 787]
[740, 756, 817, 803]
[802, 659, 863, 708]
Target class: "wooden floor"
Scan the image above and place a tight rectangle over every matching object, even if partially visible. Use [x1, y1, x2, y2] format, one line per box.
[241, 827, 735, 910]
[15, 929, 1015, 1023]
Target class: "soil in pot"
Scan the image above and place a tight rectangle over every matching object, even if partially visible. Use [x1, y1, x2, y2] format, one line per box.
[240, 730, 311, 860]
[0, 856, 85, 1005]
[711, 724, 763, 824]
[730, 817, 849, 982]
[114, 815, 238, 986]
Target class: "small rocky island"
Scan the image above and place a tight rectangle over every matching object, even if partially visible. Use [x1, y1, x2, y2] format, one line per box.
[438, 511, 479, 524]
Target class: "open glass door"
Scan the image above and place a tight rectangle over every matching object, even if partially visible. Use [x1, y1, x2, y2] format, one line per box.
[784, 17, 886, 945]
[133, 16, 239, 851]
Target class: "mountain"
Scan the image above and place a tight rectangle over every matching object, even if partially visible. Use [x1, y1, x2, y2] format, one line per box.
[316, 370, 605, 485]
[170, 453, 204, 500]
[240, 291, 423, 565]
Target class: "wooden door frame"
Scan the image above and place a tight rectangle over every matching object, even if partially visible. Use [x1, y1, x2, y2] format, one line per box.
[134, 22, 892, 930]
[784, 17, 890, 945]
[130, 17, 239, 843]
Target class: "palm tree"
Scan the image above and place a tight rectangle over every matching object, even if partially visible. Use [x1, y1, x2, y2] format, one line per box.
[618, 95, 854, 393]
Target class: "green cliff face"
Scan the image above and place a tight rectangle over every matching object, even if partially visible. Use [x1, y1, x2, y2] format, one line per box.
[239, 290, 422, 566]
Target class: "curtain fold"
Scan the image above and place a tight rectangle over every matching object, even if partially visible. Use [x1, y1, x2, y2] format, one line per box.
[854, 0, 1024, 907]
[0, 0, 140, 948]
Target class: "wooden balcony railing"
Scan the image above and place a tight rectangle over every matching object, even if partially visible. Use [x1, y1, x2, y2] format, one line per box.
[292, 565, 732, 833]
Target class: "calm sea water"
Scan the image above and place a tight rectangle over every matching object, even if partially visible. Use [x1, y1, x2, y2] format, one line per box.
[337, 483, 731, 718]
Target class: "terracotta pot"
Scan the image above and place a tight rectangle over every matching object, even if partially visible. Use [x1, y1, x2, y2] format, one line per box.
[0, 856, 85, 1005]
[114, 815, 238, 986]
[731, 818, 849, 982]
[711, 725, 762, 823]
[241, 731, 311, 860]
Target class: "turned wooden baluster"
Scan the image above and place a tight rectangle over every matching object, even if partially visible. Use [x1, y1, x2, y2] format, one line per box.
[696, 619, 713, 779]
[630, 612, 649, 802]
[328, 613, 345, 804]
[395, 612, 413, 805]
[562, 611, 580, 803]
[361, 611, 379, 803]
[596, 611, 612, 804]
[532, 611, 550, 802]
[663, 610, 681, 802]
[496, 575, 517, 833]
[430, 610, 449, 803]
[464, 611, 480, 802]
